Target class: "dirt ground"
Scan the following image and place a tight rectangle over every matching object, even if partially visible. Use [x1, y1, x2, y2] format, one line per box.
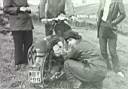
[0, 22, 128, 89]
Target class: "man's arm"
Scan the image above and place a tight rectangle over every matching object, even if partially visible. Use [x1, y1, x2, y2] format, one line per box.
[38, 0, 47, 19]
[97, 0, 104, 38]
[112, 0, 126, 25]
[3, 0, 20, 15]
[97, 0, 104, 16]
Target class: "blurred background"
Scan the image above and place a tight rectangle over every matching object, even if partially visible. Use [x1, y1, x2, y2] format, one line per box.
[0, 0, 128, 34]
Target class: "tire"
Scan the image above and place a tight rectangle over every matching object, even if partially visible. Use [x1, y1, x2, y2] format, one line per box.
[27, 45, 37, 66]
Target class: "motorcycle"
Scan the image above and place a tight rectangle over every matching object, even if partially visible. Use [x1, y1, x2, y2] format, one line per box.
[27, 16, 73, 88]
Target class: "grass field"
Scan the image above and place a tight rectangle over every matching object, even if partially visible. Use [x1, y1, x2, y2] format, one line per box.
[0, 19, 128, 89]
[0, 4, 128, 89]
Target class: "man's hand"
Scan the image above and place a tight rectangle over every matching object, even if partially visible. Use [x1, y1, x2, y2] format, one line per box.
[106, 21, 117, 31]
[20, 7, 27, 12]
[58, 14, 67, 20]
[41, 19, 48, 24]
[20, 7, 31, 12]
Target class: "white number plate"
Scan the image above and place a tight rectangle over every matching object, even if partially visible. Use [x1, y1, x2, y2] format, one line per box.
[28, 70, 42, 83]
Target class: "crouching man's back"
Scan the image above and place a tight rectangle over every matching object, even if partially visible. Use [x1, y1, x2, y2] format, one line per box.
[63, 31, 107, 89]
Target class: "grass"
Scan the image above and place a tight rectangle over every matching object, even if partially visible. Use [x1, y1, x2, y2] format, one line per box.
[0, 19, 128, 89]
[0, 4, 128, 89]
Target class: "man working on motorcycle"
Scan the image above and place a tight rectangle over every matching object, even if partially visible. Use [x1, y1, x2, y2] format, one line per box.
[54, 30, 107, 88]
[28, 31, 107, 88]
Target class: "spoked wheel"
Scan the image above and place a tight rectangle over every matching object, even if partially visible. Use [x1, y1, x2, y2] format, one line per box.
[27, 45, 51, 87]
[27, 44, 37, 66]
[27, 45, 66, 88]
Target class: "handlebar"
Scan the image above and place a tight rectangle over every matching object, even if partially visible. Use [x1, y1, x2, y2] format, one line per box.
[41, 17, 69, 23]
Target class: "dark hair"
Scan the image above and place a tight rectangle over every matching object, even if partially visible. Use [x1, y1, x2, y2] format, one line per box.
[63, 30, 82, 40]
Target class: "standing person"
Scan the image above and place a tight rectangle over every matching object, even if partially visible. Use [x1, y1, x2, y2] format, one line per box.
[3, 0, 34, 71]
[39, 0, 74, 37]
[97, 0, 126, 75]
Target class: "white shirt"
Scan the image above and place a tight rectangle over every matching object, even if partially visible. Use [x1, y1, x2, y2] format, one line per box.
[102, 0, 112, 21]
[0, 0, 3, 8]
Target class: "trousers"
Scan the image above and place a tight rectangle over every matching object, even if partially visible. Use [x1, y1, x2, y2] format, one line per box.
[64, 59, 106, 88]
[12, 31, 33, 65]
[99, 21, 120, 72]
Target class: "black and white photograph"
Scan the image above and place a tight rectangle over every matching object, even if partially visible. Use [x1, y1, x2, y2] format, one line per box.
[0, 0, 128, 89]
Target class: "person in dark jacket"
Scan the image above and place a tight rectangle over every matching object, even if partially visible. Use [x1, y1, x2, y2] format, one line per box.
[56, 31, 107, 89]
[39, 0, 74, 37]
[3, 0, 34, 70]
[97, 0, 126, 76]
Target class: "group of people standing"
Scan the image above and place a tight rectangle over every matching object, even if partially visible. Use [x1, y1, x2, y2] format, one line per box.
[3, 0, 126, 88]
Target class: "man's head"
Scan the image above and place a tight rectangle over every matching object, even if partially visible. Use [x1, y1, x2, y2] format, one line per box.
[63, 30, 82, 46]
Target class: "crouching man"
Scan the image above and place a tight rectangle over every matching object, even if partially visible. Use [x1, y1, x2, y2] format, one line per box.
[62, 31, 107, 89]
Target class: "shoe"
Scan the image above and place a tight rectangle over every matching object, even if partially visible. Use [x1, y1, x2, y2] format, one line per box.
[117, 71, 125, 78]
[15, 65, 21, 71]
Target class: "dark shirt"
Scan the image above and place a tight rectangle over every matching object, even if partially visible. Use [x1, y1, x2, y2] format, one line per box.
[39, 0, 74, 19]
[3, 0, 33, 31]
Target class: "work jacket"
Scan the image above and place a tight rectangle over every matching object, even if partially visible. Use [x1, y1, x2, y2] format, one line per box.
[66, 41, 107, 69]
[3, 0, 33, 31]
